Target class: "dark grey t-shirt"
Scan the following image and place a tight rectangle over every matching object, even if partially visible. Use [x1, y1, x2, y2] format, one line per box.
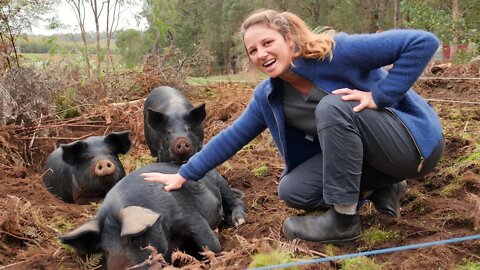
[282, 81, 328, 137]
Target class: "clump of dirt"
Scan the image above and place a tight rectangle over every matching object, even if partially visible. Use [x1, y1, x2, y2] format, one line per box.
[1, 64, 479, 269]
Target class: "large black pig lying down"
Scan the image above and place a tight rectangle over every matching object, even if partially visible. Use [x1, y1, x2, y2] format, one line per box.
[58, 162, 247, 269]
[144, 86, 206, 164]
[42, 131, 131, 204]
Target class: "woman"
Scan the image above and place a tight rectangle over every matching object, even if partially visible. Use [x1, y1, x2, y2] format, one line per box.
[142, 9, 444, 244]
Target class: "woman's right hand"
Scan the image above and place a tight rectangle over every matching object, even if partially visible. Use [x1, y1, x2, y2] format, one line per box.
[141, 172, 187, 191]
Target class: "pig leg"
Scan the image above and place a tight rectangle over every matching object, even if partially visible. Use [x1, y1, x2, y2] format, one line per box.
[183, 217, 221, 253]
[213, 174, 247, 227]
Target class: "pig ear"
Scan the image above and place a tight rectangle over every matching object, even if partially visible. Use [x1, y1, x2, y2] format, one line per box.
[188, 103, 206, 124]
[147, 107, 168, 130]
[58, 219, 101, 254]
[119, 206, 160, 237]
[61, 141, 88, 166]
[105, 130, 132, 154]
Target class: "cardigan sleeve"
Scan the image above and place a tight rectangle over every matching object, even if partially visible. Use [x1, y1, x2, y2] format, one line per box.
[178, 96, 267, 181]
[335, 30, 440, 109]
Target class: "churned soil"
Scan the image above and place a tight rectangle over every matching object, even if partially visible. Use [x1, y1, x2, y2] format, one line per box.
[1, 64, 479, 269]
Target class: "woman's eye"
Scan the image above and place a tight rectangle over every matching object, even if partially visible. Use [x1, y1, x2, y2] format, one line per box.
[249, 49, 256, 56]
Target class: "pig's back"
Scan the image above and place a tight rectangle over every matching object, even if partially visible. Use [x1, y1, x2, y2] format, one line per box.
[99, 163, 220, 223]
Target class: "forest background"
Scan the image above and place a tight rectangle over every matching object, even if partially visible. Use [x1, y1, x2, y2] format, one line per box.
[2, 0, 480, 82]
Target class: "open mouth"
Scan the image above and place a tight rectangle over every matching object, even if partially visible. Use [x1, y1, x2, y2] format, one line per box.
[263, 59, 276, 68]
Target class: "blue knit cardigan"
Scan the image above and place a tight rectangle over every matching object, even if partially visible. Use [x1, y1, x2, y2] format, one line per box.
[179, 29, 443, 181]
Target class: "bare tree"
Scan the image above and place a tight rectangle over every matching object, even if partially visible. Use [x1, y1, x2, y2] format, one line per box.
[66, 0, 92, 79]
[450, 0, 459, 59]
[0, 0, 56, 70]
[88, 0, 104, 79]
[105, 0, 125, 83]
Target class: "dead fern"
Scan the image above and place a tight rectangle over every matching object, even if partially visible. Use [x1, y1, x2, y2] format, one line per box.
[75, 253, 103, 270]
[128, 245, 169, 270]
[171, 249, 201, 266]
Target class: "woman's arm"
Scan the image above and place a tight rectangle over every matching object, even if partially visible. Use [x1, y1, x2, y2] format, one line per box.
[336, 29, 440, 109]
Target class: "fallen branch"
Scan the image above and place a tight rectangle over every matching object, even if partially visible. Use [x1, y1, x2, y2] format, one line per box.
[0, 260, 29, 270]
[17, 133, 95, 141]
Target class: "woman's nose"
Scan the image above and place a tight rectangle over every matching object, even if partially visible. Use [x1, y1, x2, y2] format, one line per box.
[257, 48, 268, 59]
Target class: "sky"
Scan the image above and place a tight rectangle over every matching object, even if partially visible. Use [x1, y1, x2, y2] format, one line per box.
[30, 1, 147, 35]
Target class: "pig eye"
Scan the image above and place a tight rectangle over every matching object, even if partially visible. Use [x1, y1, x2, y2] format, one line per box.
[186, 126, 191, 132]
[166, 129, 172, 135]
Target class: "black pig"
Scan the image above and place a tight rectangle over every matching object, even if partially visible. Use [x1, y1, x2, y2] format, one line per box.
[58, 162, 247, 269]
[144, 86, 206, 163]
[43, 131, 131, 204]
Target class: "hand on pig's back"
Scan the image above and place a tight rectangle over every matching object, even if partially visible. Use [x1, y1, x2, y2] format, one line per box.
[142, 172, 187, 191]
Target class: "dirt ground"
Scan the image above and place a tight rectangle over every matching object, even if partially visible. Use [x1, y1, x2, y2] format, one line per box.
[1, 63, 479, 270]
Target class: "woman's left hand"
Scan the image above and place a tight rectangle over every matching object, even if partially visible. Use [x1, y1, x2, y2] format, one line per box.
[332, 88, 378, 112]
[141, 172, 187, 191]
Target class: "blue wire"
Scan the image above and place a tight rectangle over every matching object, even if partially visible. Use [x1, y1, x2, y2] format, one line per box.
[248, 234, 480, 270]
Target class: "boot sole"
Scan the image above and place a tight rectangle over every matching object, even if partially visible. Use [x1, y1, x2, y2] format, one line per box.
[285, 232, 362, 246]
[315, 233, 361, 246]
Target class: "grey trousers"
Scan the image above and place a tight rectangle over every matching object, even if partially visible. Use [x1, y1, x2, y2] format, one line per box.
[278, 95, 444, 211]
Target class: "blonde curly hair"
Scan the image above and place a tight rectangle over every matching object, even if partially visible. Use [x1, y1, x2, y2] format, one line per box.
[240, 9, 335, 61]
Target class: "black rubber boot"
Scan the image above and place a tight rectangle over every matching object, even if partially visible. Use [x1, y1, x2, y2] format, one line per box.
[368, 180, 407, 218]
[282, 208, 361, 245]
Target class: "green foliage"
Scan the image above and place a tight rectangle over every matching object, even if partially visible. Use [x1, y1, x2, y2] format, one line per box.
[120, 153, 156, 174]
[50, 216, 75, 233]
[401, 0, 452, 42]
[341, 256, 383, 270]
[360, 227, 402, 249]
[115, 29, 148, 68]
[323, 243, 339, 256]
[248, 250, 299, 269]
[401, 0, 480, 61]
[452, 43, 479, 64]
[454, 258, 480, 270]
[55, 87, 79, 119]
[252, 165, 269, 177]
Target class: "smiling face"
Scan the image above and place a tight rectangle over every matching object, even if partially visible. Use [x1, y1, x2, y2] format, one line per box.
[243, 24, 295, 78]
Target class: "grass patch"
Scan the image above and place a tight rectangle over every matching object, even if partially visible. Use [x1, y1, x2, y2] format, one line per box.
[454, 258, 480, 270]
[249, 250, 299, 269]
[360, 227, 402, 250]
[341, 256, 384, 270]
[49, 216, 75, 233]
[120, 153, 156, 174]
[252, 165, 269, 177]
[441, 143, 480, 196]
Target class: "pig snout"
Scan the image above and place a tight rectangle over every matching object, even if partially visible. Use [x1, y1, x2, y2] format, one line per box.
[171, 137, 193, 157]
[93, 159, 116, 177]
[108, 253, 132, 270]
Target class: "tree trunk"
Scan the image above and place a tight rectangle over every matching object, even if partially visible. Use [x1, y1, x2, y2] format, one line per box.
[450, 0, 459, 59]
[393, 0, 401, 28]
[67, 0, 92, 79]
[90, 0, 102, 80]
[369, 0, 380, 33]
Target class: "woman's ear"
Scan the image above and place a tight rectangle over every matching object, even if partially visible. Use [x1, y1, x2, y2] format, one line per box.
[285, 34, 295, 50]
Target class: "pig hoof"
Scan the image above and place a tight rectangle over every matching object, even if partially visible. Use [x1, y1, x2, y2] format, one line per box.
[234, 218, 245, 228]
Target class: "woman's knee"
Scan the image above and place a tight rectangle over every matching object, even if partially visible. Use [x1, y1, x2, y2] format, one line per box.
[278, 175, 293, 202]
